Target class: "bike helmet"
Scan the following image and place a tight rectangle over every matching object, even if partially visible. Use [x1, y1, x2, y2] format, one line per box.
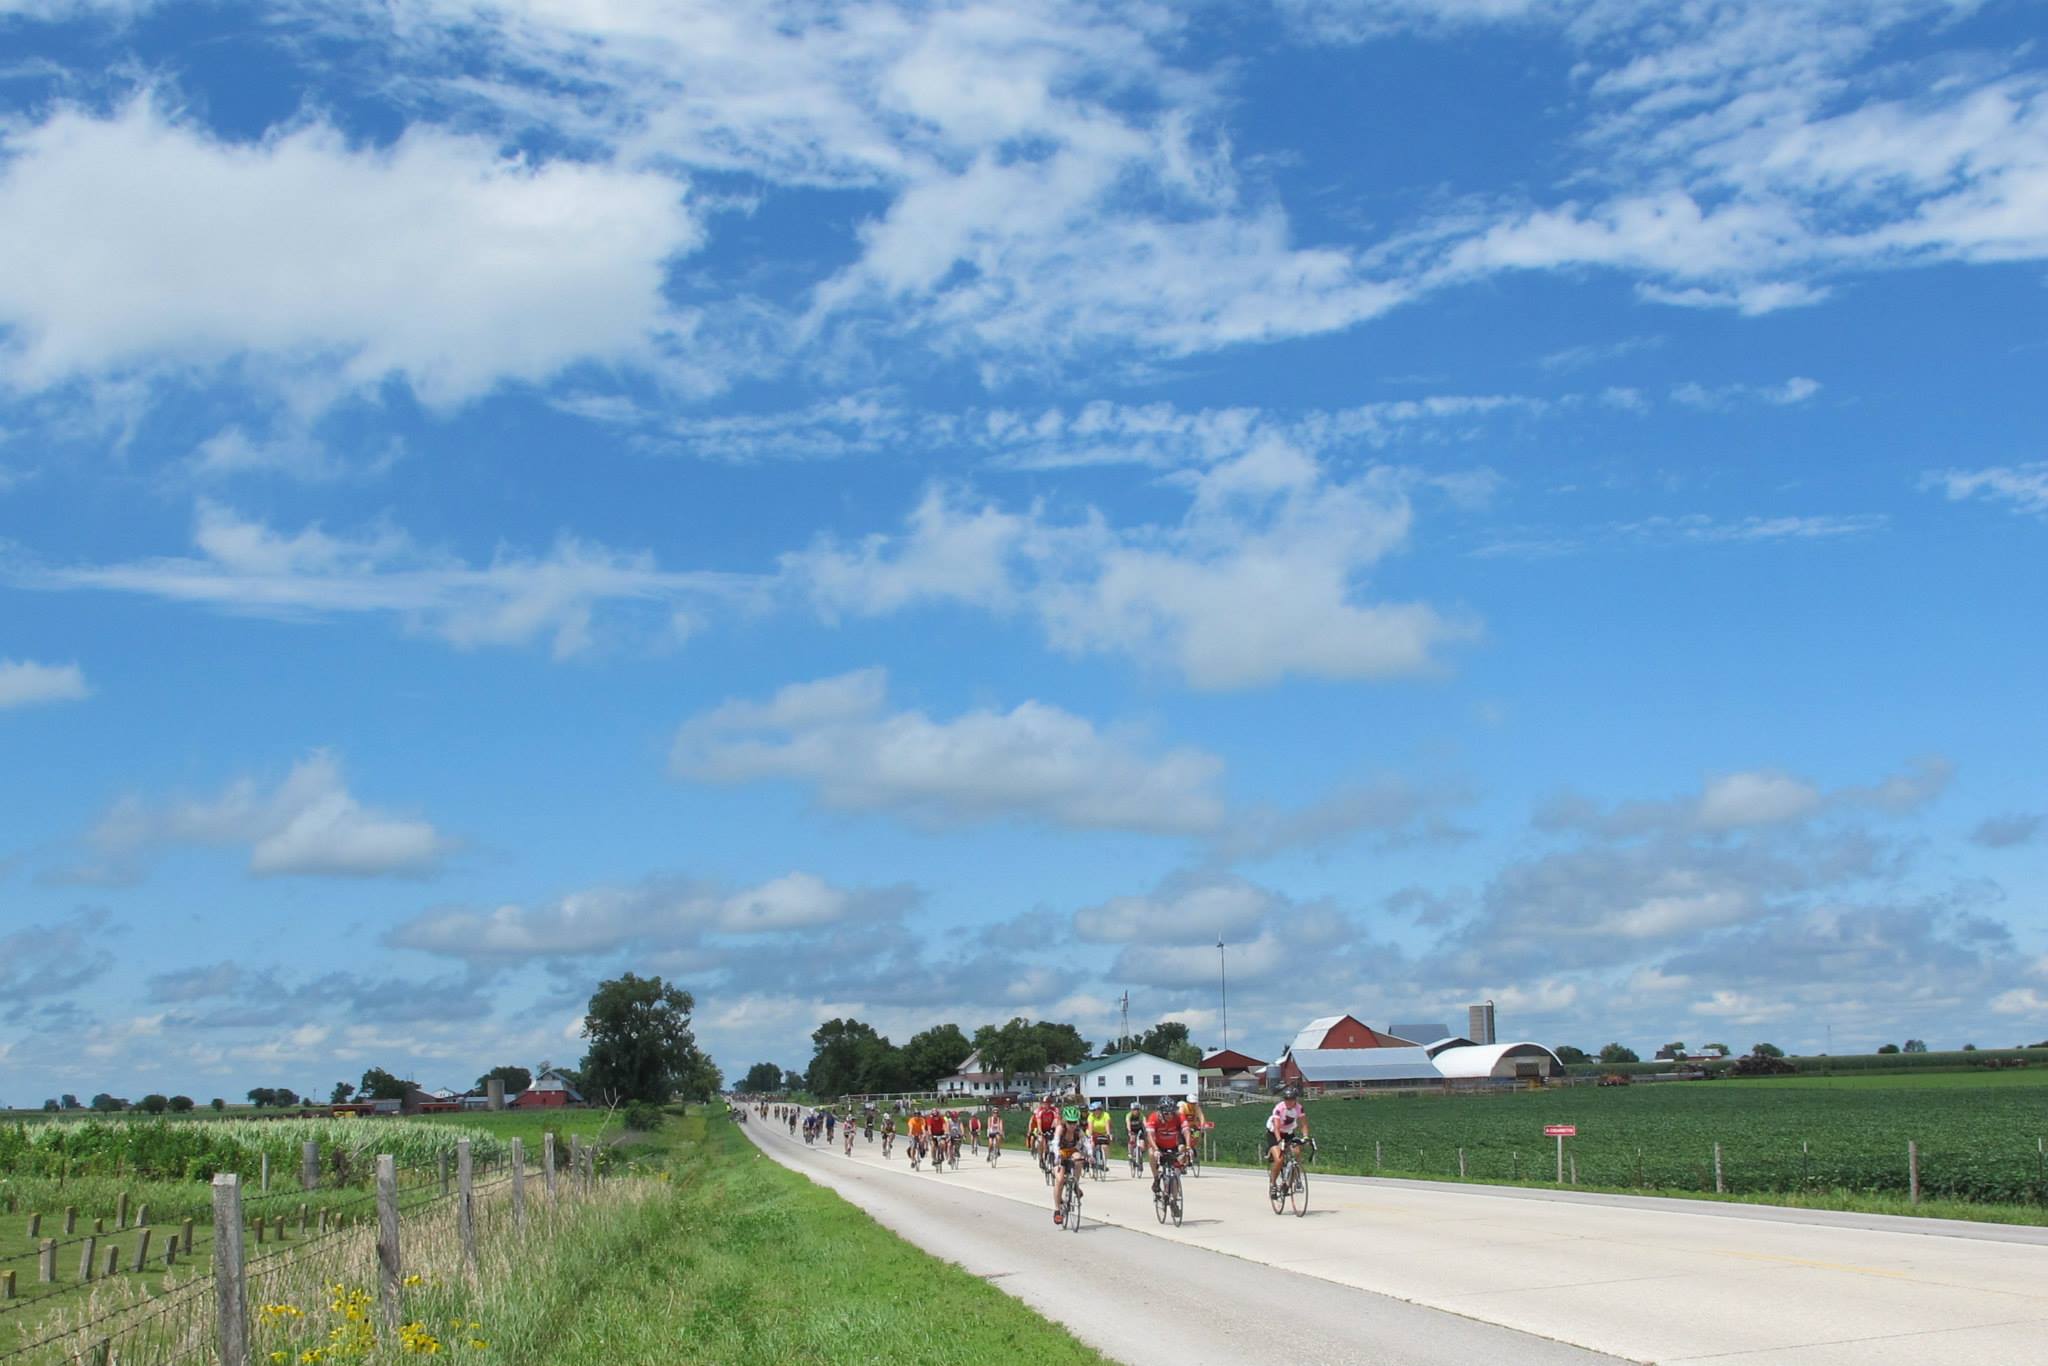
[1127, 1099, 1141, 1110]
[1282, 1085, 1301, 1100]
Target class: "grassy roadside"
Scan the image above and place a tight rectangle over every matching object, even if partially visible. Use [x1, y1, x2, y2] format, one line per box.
[490, 1110, 1110, 1365]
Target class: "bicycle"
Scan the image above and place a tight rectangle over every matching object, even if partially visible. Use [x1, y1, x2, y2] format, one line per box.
[948, 1137, 961, 1172]
[1154, 1150, 1186, 1227]
[1187, 1125, 1209, 1178]
[1040, 1141, 1056, 1186]
[1056, 1157, 1085, 1232]
[1269, 1137, 1313, 1217]
[1127, 1133, 1146, 1178]
[1090, 1137, 1109, 1180]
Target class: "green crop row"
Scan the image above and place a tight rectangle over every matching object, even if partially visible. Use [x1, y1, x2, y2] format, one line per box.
[1207, 1079, 2048, 1203]
[0, 1116, 506, 1183]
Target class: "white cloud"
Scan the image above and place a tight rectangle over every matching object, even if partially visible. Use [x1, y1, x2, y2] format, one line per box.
[671, 667, 1225, 834]
[791, 440, 1474, 689]
[1926, 462, 2048, 519]
[25, 501, 744, 659]
[1073, 874, 1278, 945]
[0, 99, 702, 405]
[1671, 376, 1822, 409]
[76, 750, 450, 881]
[0, 658, 89, 708]
[1697, 770, 1824, 829]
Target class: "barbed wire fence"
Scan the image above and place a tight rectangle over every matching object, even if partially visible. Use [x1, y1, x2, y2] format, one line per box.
[0, 1130, 605, 1365]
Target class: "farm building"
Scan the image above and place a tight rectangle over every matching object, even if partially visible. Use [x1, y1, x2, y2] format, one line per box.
[1279, 1046, 1442, 1091]
[512, 1068, 583, 1108]
[1433, 1042, 1565, 1081]
[1386, 1023, 1451, 1046]
[1201, 1049, 1266, 1088]
[1288, 1015, 1416, 1051]
[1061, 1051, 1200, 1104]
[937, 1050, 1062, 1095]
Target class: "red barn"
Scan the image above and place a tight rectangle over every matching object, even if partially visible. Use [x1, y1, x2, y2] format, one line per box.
[1287, 1015, 1411, 1052]
[512, 1069, 583, 1108]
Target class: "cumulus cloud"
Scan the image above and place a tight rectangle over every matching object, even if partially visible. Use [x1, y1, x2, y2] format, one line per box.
[671, 668, 1224, 834]
[1536, 758, 1950, 838]
[69, 750, 450, 882]
[789, 440, 1474, 689]
[0, 99, 704, 405]
[0, 658, 89, 708]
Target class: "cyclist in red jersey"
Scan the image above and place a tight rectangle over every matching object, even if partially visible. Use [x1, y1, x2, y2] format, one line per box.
[1144, 1097, 1190, 1194]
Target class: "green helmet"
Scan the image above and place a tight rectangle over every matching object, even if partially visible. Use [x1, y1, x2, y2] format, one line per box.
[1060, 1103, 1082, 1125]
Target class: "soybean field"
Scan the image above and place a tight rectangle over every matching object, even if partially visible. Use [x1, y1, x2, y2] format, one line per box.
[1207, 1075, 2048, 1204]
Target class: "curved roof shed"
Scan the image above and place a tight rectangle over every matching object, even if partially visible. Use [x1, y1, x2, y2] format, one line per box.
[1432, 1042, 1564, 1079]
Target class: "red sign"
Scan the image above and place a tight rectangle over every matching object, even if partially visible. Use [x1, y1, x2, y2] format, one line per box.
[1544, 1124, 1577, 1137]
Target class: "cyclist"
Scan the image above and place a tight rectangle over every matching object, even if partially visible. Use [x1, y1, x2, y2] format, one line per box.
[1179, 1093, 1210, 1169]
[1124, 1100, 1147, 1171]
[926, 1109, 948, 1171]
[1086, 1100, 1113, 1172]
[987, 1106, 1005, 1162]
[1266, 1085, 1313, 1199]
[825, 1111, 836, 1143]
[881, 1110, 896, 1157]
[1144, 1095, 1190, 1195]
[1033, 1096, 1059, 1170]
[968, 1110, 983, 1153]
[843, 1113, 855, 1154]
[1050, 1090, 1087, 1225]
[907, 1109, 926, 1167]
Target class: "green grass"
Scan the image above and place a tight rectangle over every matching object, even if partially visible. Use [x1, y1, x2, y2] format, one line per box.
[1710, 1068, 2048, 1089]
[489, 1111, 1110, 1365]
[1204, 1081, 2048, 1217]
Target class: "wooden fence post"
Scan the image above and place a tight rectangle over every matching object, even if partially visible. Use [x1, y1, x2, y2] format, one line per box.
[63, 1206, 77, 1236]
[77, 1235, 96, 1282]
[439, 1151, 450, 1199]
[301, 1142, 319, 1193]
[102, 1246, 118, 1279]
[0, 1269, 12, 1300]
[213, 1173, 249, 1366]
[457, 1139, 476, 1275]
[1374, 1141, 1381, 1169]
[180, 1217, 195, 1255]
[543, 1133, 557, 1200]
[132, 1227, 153, 1273]
[116, 1192, 129, 1230]
[38, 1239, 55, 1284]
[1457, 1148, 1467, 1178]
[376, 1156, 401, 1341]
[1713, 1142, 1725, 1194]
[510, 1139, 527, 1232]
[134, 1203, 148, 1230]
[1909, 1140, 1921, 1205]
[24, 1212, 38, 1238]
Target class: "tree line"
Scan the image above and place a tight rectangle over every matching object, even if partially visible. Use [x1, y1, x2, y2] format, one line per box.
[757, 1015, 1206, 1099]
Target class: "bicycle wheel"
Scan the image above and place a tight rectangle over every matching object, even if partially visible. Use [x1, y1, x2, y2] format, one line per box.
[1066, 1184, 1083, 1233]
[1269, 1163, 1288, 1215]
[1290, 1166, 1309, 1218]
[1171, 1183, 1184, 1227]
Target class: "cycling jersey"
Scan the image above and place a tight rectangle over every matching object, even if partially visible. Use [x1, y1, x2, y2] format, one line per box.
[1034, 1106, 1058, 1133]
[1088, 1113, 1112, 1138]
[928, 1114, 947, 1135]
[1268, 1099, 1305, 1136]
[1146, 1109, 1186, 1148]
[908, 1116, 925, 1137]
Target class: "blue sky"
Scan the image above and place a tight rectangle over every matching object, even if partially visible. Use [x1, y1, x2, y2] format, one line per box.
[1, 0, 2044, 1102]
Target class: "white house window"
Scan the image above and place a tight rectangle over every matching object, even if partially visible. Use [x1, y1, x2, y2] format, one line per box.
[1179, 1074, 1188, 1084]
[1125, 1075, 1133, 1085]
[1152, 1074, 1161, 1085]
[1094, 1076, 1105, 1088]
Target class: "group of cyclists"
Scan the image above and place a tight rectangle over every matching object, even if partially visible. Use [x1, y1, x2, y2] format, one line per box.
[756, 1085, 1316, 1227]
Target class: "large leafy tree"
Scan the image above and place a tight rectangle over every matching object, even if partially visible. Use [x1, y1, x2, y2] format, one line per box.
[1554, 1045, 1591, 1065]
[1597, 1042, 1640, 1064]
[972, 1018, 1092, 1085]
[900, 1024, 972, 1089]
[807, 1018, 907, 1098]
[741, 1062, 784, 1093]
[475, 1065, 532, 1095]
[358, 1067, 409, 1101]
[1134, 1021, 1200, 1068]
[579, 973, 714, 1105]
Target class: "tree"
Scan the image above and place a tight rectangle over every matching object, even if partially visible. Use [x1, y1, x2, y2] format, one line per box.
[974, 1018, 1048, 1087]
[579, 973, 713, 1105]
[169, 1095, 194, 1112]
[780, 1069, 805, 1093]
[1134, 1021, 1202, 1068]
[60, 1094, 79, 1110]
[475, 1065, 532, 1096]
[1962, 1043, 1977, 1051]
[900, 1024, 972, 1090]
[807, 1018, 904, 1099]
[1902, 1039, 1928, 1053]
[1702, 1042, 1729, 1054]
[90, 1093, 124, 1112]
[138, 1094, 169, 1114]
[1658, 1041, 1687, 1060]
[740, 1062, 784, 1094]
[1033, 1021, 1092, 1068]
[1554, 1045, 1591, 1066]
[209, 1098, 226, 1112]
[1597, 1043, 1640, 1064]
[1877, 1043, 1901, 1054]
[358, 1068, 409, 1102]
[1751, 1042, 1785, 1058]
[330, 1082, 355, 1104]
[273, 1087, 300, 1107]
[40, 1098, 58, 1112]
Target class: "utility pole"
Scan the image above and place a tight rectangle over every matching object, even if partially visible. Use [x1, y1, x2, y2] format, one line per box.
[1120, 992, 1130, 1053]
[1218, 937, 1229, 1052]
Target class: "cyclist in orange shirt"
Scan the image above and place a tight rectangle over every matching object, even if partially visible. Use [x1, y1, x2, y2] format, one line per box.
[907, 1110, 926, 1168]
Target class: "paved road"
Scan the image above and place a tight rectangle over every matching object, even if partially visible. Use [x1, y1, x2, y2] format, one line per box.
[744, 1118, 1621, 1365]
[746, 1113, 2048, 1364]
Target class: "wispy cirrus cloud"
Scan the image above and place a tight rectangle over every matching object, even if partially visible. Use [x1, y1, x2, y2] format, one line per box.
[1925, 462, 2048, 519]
[0, 658, 89, 708]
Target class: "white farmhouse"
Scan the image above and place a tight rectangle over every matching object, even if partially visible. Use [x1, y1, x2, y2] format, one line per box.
[1060, 1051, 1200, 1106]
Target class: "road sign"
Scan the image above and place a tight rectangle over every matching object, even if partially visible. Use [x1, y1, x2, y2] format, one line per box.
[1545, 1124, 1577, 1137]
